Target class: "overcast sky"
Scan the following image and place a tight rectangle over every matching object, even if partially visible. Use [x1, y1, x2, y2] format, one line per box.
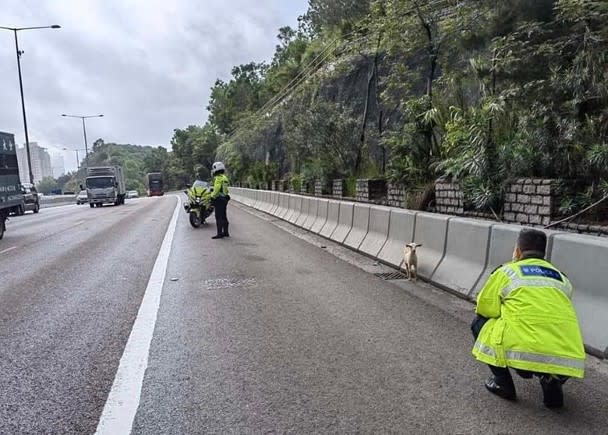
[1, 0, 308, 171]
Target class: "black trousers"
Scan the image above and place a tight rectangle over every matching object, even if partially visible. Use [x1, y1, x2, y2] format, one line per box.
[213, 196, 229, 235]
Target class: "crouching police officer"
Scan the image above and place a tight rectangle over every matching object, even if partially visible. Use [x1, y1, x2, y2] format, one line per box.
[471, 228, 585, 408]
[210, 161, 230, 239]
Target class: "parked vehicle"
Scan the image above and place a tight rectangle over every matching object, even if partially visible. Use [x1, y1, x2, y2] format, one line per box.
[146, 172, 164, 197]
[84, 166, 126, 207]
[76, 190, 88, 205]
[184, 180, 213, 228]
[126, 190, 139, 199]
[0, 131, 24, 239]
[20, 183, 40, 214]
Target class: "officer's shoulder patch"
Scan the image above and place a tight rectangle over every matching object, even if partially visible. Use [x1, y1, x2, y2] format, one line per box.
[519, 264, 563, 282]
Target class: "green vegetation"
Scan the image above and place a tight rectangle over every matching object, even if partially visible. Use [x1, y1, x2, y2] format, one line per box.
[192, 0, 607, 213]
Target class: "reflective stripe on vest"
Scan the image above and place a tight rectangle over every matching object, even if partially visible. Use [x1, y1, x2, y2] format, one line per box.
[505, 351, 584, 370]
[501, 276, 572, 299]
[474, 340, 497, 358]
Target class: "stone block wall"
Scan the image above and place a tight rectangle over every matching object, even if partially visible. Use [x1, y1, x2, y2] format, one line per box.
[333, 179, 347, 198]
[387, 183, 406, 208]
[435, 182, 464, 215]
[503, 179, 554, 226]
[356, 179, 387, 204]
[315, 180, 322, 196]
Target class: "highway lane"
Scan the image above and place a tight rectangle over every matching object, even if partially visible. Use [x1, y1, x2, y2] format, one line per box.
[132, 202, 608, 434]
[2, 197, 607, 434]
[0, 196, 177, 434]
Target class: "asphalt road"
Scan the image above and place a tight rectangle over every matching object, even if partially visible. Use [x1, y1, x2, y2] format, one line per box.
[1, 197, 607, 434]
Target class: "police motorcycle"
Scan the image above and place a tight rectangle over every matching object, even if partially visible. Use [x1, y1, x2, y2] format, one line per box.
[183, 180, 214, 228]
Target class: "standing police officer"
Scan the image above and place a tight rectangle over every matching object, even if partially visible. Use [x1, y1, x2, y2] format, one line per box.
[210, 161, 230, 239]
[471, 228, 585, 408]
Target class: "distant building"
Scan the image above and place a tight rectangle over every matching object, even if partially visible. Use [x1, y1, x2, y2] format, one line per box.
[51, 153, 65, 178]
[16, 142, 53, 185]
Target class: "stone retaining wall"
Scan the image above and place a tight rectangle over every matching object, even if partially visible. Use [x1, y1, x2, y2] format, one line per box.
[503, 179, 553, 226]
[435, 182, 464, 215]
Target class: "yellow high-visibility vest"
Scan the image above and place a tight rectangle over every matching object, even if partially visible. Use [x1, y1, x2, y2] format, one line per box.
[472, 258, 586, 378]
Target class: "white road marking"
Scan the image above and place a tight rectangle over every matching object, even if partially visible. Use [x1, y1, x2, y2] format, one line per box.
[95, 196, 180, 435]
[0, 246, 17, 255]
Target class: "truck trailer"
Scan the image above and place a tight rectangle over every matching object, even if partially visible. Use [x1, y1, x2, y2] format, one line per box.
[84, 166, 126, 207]
[0, 131, 24, 239]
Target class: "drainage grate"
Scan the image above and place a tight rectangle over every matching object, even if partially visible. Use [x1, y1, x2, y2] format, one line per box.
[203, 277, 257, 290]
[374, 271, 409, 281]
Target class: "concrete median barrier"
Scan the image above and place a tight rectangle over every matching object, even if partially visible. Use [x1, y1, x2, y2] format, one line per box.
[268, 192, 279, 215]
[411, 213, 450, 280]
[320, 200, 340, 238]
[287, 195, 303, 224]
[295, 197, 312, 227]
[431, 218, 492, 296]
[377, 209, 417, 268]
[330, 202, 354, 244]
[303, 198, 319, 231]
[550, 234, 608, 356]
[311, 199, 329, 235]
[276, 193, 290, 219]
[344, 204, 370, 250]
[358, 206, 390, 257]
[40, 196, 75, 208]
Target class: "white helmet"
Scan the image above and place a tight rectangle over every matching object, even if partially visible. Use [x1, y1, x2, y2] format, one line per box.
[211, 161, 225, 175]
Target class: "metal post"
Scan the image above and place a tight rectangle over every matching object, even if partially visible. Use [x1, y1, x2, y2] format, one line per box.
[76, 149, 80, 170]
[81, 117, 89, 168]
[14, 29, 34, 185]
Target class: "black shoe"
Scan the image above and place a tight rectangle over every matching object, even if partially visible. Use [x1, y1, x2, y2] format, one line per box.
[212, 234, 224, 239]
[540, 375, 564, 408]
[223, 232, 230, 238]
[485, 376, 517, 401]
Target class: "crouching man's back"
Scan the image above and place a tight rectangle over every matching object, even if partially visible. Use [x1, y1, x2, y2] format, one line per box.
[472, 228, 585, 407]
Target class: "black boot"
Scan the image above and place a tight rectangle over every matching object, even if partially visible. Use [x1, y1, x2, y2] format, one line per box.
[540, 375, 564, 408]
[212, 221, 224, 239]
[485, 376, 517, 401]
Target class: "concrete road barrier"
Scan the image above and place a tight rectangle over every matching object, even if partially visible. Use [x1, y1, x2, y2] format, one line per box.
[311, 199, 329, 235]
[287, 195, 303, 224]
[302, 198, 319, 231]
[40, 196, 75, 208]
[276, 194, 290, 219]
[320, 200, 340, 238]
[344, 204, 370, 250]
[550, 234, 608, 356]
[377, 209, 417, 268]
[431, 218, 492, 296]
[358, 206, 390, 257]
[295, 197, 312, 227]
[330, 202, 354, 244]
[268, 192, 279, 215]
[412, 213, 450, 280]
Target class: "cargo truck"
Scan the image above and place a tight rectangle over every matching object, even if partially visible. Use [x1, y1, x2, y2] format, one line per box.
[145, 172, 164, 196]
[0, 131, 24, 239]
[84, 166, 126, 207]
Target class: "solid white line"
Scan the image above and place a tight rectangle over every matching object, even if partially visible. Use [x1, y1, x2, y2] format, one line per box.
[0, 246, 17, 255]
[95, 196, 180, 435]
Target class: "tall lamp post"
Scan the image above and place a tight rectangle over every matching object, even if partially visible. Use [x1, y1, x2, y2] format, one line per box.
[0, 24, 61, 184]
[62, 147, 86, 170]
[61, 114, 104, 168]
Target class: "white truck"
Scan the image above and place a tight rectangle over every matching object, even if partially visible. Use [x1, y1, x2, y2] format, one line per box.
[84, 166, 126, 207]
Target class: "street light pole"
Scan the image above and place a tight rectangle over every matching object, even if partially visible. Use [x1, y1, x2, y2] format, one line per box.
[1, 25, 61, 185]
[13, 29, 34, 185]
[81, 117, 88, 167]
[61, 114, 103, 169]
